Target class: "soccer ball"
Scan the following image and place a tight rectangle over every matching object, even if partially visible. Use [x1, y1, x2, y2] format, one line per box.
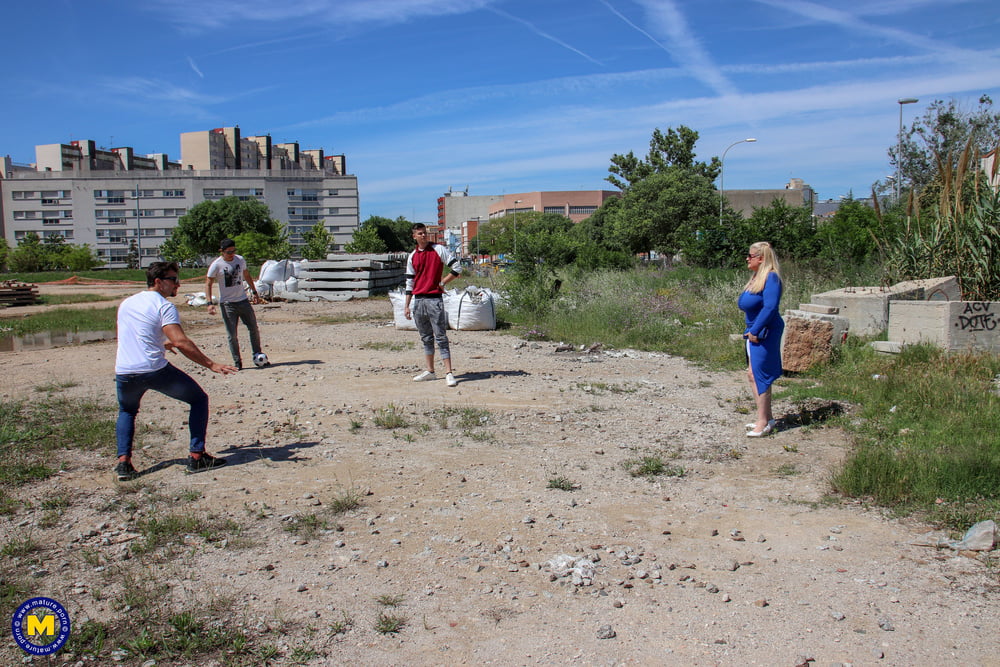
[253, 353, 270, 368]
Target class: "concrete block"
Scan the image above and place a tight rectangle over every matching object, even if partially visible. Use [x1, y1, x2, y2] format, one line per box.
[888, 300, 1000, 352]
[781, 310, 851, 372]
[799, 303, 840, 315]
[870, 341, 903, 354]
[812, 276, 960, 336]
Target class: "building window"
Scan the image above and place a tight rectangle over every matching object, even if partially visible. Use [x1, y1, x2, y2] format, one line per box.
[203, 189, 226, 198]
[139, 209, 155, 217]
[328, 207, 339, 214]
[163, 189, 185, 197]
[568, 205, 597, 215]
[543, 206, 565, 214]
[12, 191, 33, 200]
[328, 189, 339, 196]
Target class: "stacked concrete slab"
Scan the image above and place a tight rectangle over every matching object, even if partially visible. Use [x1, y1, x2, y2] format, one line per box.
[298, 254, 406, 300]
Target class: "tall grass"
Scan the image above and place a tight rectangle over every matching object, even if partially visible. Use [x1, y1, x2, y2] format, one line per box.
[498, 259, 873, 369]
[782, 343, 1000, 520]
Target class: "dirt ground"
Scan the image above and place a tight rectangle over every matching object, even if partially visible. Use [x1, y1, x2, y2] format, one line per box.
[1, 285, 998, 666]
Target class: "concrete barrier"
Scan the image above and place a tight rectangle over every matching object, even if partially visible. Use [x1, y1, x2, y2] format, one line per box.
[888, 301, 1000, 353]
[781, 309, 851, 372]
[812, 276, 960, 336]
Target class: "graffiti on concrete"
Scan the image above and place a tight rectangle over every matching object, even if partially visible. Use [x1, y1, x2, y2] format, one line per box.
[956, 302, 997, 332]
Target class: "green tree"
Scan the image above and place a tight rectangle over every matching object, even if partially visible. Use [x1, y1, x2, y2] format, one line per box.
[164, 197, 281, 261]
[344, 221, 388, 253]
[8, 232, 46, 272]
[62, 244, 104, 271]
[300, 221, 332, 260]
[894, 95, 1000, 211]
[233, 228, 292, 265]
[607, 126, 720, 191]
[606, 170, 718, 255]
[816, 198, 880, 264]
[0, 238, 8, 272]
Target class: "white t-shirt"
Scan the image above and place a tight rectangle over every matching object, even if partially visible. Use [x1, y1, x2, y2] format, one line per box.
[115, 290, 181, 374]
[207, 254, 250, 303]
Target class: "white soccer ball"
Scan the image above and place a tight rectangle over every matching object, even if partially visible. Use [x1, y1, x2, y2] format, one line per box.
[253, 353, 269, 368]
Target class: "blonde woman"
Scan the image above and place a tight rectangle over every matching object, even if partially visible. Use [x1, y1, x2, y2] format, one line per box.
[739, 242, 784, 437]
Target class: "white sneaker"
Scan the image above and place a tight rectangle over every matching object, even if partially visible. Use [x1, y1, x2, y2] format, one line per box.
[445, 373, 457, 387]
[413, 370, 436, 382]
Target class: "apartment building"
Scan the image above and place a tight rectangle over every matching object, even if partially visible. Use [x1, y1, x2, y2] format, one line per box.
[0, 126, 358, 267]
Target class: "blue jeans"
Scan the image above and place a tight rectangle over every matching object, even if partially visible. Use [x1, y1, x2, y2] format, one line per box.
[220, 299, 262, 366]
[115, 363, 208, 458]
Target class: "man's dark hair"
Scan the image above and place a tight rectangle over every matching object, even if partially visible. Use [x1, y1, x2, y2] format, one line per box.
[146, 261, 180, 287]
[411, 223, 426, 232]
[219, 238, 237, 251]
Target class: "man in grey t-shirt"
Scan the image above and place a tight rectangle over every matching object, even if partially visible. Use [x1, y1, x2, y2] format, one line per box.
[206, 238, 268, 370]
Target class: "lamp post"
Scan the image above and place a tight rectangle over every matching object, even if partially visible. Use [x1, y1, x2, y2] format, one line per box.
[512, 199, 522, 257]
[896, 98, 918, 205]
[719, 138, 757, 224]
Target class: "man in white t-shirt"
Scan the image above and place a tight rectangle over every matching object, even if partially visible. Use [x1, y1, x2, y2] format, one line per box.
[205, 238, 267, 370]
[114, 262, 237, 481]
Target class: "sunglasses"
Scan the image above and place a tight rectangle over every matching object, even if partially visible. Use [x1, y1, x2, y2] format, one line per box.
[161, 276, 180, 283]
[221, 248, 237, 254]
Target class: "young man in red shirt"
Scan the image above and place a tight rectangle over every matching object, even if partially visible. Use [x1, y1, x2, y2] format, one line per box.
[403, 223, 461, 387]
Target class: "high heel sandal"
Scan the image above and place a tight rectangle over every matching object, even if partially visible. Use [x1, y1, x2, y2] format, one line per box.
[746, 421, 775, 437]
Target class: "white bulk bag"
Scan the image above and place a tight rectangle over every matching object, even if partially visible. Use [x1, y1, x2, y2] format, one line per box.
[260, 259, 294, 283]
[444, 286, 497, 330]
[389, 290, 417, 330]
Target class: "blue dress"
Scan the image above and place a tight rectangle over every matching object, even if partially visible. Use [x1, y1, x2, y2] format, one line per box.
[738, 271, 784, 394]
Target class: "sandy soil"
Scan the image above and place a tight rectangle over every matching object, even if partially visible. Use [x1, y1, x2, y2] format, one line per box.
[1, 287, 997, 666]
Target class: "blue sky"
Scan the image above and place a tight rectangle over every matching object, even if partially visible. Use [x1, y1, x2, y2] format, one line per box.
[3, 0, 998, 222]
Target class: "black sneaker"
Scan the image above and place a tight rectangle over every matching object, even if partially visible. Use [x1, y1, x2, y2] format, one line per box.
[116, 460, 140, 481]
[186, 452, 227, 474]
[235, 361, 243, 370]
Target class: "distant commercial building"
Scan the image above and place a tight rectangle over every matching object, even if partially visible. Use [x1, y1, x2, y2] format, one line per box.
[724, 178, 815, 218]
[436, 187, 503, 239]
[453, 190, 618, 257]
[0, 126, 359, 267]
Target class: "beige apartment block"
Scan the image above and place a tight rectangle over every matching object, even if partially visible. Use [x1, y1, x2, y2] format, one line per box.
[1, 127, 357, 268]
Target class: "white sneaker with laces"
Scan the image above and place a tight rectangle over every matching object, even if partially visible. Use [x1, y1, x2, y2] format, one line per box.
[413, 370, 436, 382]
[445, 373, 457, 387]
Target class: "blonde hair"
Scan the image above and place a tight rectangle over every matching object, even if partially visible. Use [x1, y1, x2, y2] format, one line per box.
[743, 241, 782, 294]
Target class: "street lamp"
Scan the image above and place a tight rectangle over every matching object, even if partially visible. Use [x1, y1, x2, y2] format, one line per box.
[512, 199, 522, 257]
[897, 98, 918, 205]
[719, 138, 757, 225]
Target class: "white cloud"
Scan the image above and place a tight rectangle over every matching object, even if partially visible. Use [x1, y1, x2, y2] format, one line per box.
[145, 0, 498, 31]
[187, 56, 204, 78]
